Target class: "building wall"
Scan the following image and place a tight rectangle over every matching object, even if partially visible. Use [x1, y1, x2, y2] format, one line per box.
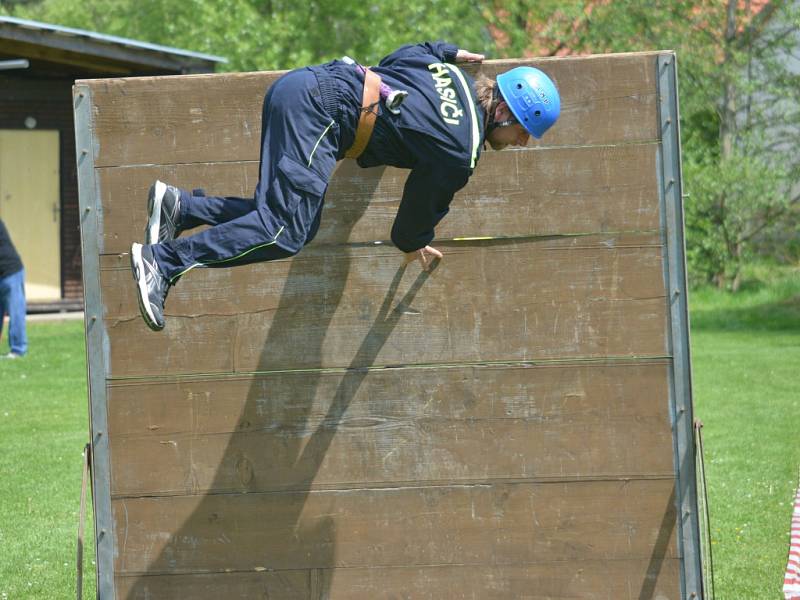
[0, 74, 83, 303]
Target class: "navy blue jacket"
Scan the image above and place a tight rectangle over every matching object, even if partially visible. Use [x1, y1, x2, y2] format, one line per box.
[0, 219, 23, 279]
[158, 44, 486, 279]
[357, 42, 486, 252]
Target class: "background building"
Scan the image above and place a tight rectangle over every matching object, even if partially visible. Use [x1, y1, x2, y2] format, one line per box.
[0, 16, 225, 311]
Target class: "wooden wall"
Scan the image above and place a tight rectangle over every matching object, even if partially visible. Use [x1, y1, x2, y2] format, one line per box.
[76, 52, 694, 599]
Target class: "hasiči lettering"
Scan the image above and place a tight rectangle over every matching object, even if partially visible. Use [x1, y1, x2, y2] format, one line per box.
[428, 62, 464, 125]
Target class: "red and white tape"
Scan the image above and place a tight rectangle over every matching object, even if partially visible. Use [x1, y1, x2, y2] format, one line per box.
[785, 479, 800, 600]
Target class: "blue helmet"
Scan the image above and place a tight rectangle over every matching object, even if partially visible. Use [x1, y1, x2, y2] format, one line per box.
[496, 67, 561, 139]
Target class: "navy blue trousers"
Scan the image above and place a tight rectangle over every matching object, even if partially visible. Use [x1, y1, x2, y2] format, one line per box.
[152, 66, 354, 281]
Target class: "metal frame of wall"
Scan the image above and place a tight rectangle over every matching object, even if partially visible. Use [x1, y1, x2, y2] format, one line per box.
[657, 53, 702, 599]
[74, 85, 115, 597]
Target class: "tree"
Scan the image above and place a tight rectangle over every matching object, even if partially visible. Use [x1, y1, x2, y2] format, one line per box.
[487, 0, 800, 290]
[1, 0, 492, 71]
[7, 0, 796, 289]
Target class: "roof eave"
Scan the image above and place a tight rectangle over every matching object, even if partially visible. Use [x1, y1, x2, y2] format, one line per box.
[0, 17, 226, 74]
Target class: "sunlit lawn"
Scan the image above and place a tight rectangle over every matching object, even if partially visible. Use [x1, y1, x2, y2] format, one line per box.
[0, 320, 95, 599]
[690, 268, 800, 599]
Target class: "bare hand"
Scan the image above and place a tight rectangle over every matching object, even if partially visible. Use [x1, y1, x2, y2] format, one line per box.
[455, 49, 485, 63]
[403, 245, 443, 272]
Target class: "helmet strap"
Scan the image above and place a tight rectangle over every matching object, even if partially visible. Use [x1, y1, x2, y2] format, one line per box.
[485, 86, 519, 140]
[484, 86, 501, 138]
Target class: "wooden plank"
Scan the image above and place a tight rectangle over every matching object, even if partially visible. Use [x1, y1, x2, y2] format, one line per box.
[100, 240, 668, 377]
[82, 53, 661, 168]
[473, 53, 661, 149]
[116, 559, 682, 599]
[112, 480, 679, 574]
[111, 415, 673, 497]
[108, 362, 674, 497]
[96, 143, 661, 253]
[85, 71, 281, 168]
[107, 361, 671, 436]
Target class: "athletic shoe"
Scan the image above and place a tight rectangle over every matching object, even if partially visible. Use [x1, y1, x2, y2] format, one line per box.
[130, 243, 170, 331]
[145, 180, 183, 245]
[1, 352, 22, 359]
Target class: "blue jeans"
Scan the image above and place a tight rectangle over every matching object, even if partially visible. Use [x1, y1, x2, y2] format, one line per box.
[0, 268, 27, 356]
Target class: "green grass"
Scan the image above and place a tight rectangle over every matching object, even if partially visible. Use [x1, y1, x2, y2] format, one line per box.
[0, 320, 95, 599]
[690, 267, 800, 599]
[0, 268, 798, 598]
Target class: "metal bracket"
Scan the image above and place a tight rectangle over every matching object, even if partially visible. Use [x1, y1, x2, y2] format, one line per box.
[656, 52, 704, 599]
[73, 83, 116, 600]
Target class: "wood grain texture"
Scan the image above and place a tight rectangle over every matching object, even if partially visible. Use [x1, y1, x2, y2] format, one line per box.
[100, 239, 668, 377]
[96, 143, 661, 254]
[81, 53, 661, 169]
[116, 559, 682, 599]
[471, 53, 661, 149]
[83, 71, 282, 168]
[107, 361, 671, 436]
[77, 51, 690, 598]
[112, 480, 679, 574]
[108, 361, 673, 497]
[111, 416, 673, 496]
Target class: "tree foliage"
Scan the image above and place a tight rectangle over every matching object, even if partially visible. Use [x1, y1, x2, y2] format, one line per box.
[488, 0, 800, 289]
[0, 0, 491, 71]
[3, 0, 798, 288]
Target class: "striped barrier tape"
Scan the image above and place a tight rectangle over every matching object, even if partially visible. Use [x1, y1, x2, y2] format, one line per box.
[784, 475, 800, 600]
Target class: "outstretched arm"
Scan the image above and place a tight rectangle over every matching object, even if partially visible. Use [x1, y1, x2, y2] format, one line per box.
[455, 49, 485, 63]
[390, 163, 471, 271]
[403, 245, 443, 272]
[378, 43, 485, 68]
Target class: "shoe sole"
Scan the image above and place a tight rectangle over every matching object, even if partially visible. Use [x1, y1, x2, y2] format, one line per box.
[145, 180, 166, 245]
[130, 243, 164, 331]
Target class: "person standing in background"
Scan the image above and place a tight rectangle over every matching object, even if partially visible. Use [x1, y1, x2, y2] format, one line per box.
[0, 218, 27, 358]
